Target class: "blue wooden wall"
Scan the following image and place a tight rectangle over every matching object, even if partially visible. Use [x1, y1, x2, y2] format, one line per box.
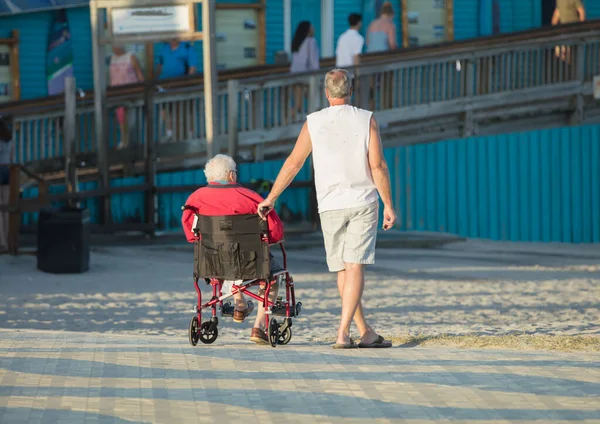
[21, 123, 600, 243]
[383, 124, 600, 243]
[0, 0, 285, 100]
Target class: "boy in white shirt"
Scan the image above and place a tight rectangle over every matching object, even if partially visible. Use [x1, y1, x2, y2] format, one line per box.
[335, 13, 364, 68]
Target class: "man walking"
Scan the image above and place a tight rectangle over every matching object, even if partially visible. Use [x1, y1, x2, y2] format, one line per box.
[257, 69, 396, 349]
[335, 13, 364, 68]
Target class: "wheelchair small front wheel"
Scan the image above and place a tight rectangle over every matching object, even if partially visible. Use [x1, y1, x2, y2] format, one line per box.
[189, 316, 199, 346]
[199, 321, 219, 344]
[268, 318, 279, 348]
[278, 325, 292, 345]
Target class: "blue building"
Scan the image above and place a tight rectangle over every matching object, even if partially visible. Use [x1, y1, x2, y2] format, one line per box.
[1, 0, 599, 101]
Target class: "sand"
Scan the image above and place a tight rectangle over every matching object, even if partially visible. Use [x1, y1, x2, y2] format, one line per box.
[0, 239, 598, 347]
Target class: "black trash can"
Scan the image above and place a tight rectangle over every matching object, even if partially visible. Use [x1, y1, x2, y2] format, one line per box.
[37, 206, 91, 274]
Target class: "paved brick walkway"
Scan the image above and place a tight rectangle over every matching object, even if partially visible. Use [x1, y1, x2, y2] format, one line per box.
[1, 329, 599, 423]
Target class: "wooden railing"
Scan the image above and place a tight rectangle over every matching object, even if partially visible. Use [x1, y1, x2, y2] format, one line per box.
[0, 164, 49, 255]
[7, 25, 600, 177]
[2, 20, 600, 238]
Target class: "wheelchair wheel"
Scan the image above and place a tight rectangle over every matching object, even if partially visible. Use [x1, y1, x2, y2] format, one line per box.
[278, 325, 292, 345]
[267, 318, 279, 348]
[189, 316, 199, 346]
[199, 321, 219, 344]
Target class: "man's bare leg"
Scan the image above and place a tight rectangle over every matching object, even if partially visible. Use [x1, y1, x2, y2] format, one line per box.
[253, 283, 279, 330]
[337, 269, 370, 336]
[335, 263, 366, 345]
[336, 265, 382, 345]
[233, 291, 247, 310]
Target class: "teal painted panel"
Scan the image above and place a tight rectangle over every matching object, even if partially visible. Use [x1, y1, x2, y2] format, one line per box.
[265, 1, 284, 63]
[454, 0, 479, 39]
[334, 0, 362, 45]
[588, 2, 600, 20]
[0, 12, 53, 99]
[386, 123, 600, 243]
[291, 0, 322, 52]
[66, 7, 93, 93]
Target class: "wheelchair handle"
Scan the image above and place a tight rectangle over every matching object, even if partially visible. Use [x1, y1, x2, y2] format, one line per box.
[182, 204, 199, 212]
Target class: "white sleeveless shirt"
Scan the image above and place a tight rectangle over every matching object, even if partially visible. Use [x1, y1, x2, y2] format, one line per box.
[307, 105, 379, 213]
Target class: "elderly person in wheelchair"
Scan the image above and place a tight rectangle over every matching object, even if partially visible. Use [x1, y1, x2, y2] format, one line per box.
[181, 154, 290, 345]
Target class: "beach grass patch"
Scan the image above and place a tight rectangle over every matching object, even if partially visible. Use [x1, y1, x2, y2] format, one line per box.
[387, 334, 600, 352]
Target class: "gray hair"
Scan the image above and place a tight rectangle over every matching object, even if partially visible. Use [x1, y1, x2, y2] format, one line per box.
[204, 154, 237, 182]
[324, 68, 352, 99]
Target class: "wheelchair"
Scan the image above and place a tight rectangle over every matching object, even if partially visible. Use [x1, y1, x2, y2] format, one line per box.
[182, 206, 302, 348]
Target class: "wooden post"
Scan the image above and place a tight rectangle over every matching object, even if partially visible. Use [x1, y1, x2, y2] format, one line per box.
[144, 84, 157, 236]
[258, 0, 267, 64]
[308, 75, 320, 113]
[463, 58, 475, 137]
[358, 73, 371, 110]
[10, 30, 20, 101]
[445, 0, 455, 42]
[571, 41, 585, 125]
[401, 0, 409, 48]
[90, 2, 111, 225]
[227, 79, 239, 158]
[203, 0, 218, 159]
[7, 165, 20, 256]
[64, 77, 79, 208]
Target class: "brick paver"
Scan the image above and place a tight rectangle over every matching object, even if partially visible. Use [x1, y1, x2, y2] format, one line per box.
[0, 329, 599, 423]
[1, 240, 599, 423]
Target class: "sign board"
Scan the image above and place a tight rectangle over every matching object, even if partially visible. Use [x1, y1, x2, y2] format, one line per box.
[406, 0, 446, 46]
[215, 9, 259, 71]
[594, 75, 600, 100]
[111, 5, 191, 35]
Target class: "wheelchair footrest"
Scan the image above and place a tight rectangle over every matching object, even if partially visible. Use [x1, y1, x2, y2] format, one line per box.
[221, 302, 235, 317]
[272, 302, 302, 317]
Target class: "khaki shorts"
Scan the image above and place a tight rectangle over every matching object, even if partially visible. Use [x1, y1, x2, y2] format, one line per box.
[320, 201, 379, 272]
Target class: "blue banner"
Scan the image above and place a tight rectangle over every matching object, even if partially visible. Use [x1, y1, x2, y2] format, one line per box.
[0, 0, 88, 16]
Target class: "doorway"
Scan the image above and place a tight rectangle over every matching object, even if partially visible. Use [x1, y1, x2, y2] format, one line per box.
[542, 0, 556, 26]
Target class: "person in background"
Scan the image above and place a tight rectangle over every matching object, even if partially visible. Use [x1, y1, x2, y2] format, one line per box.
[552, 0, 585, 25]
[290, 21, 320, 119]
[156, 40, 198, 141]
[366, 1, 397, 53]
[109, 45, 144, 149]
[366, 2, 398, 109]
[552, 0, 585, 62]
[0, 116, 13, 252]
[336, 13, 364, 68]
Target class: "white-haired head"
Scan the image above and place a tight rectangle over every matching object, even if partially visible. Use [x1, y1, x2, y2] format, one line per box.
[324, 68, 353, 103]
[204, 154, 237, 183]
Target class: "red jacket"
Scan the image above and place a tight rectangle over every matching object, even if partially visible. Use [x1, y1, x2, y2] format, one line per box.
[181, 183, 284, 244]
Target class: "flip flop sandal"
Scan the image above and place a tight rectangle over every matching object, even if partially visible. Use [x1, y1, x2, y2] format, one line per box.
[358, 335, 392, 348]
[332, 338, 358, 349]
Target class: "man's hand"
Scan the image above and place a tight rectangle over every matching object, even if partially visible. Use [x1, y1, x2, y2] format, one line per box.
[382, 205, 396, 231]
[257, 198, 275, 221]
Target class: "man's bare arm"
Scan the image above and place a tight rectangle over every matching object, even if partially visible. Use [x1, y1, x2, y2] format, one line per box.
[265, 122, 312, 202]
[551, 8, 560, 25]
[367, 116, 392, 207]
[578, 6, 585, 21]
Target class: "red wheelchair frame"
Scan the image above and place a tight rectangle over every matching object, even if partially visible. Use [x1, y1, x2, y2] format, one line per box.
[183, 206, 301, 348]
